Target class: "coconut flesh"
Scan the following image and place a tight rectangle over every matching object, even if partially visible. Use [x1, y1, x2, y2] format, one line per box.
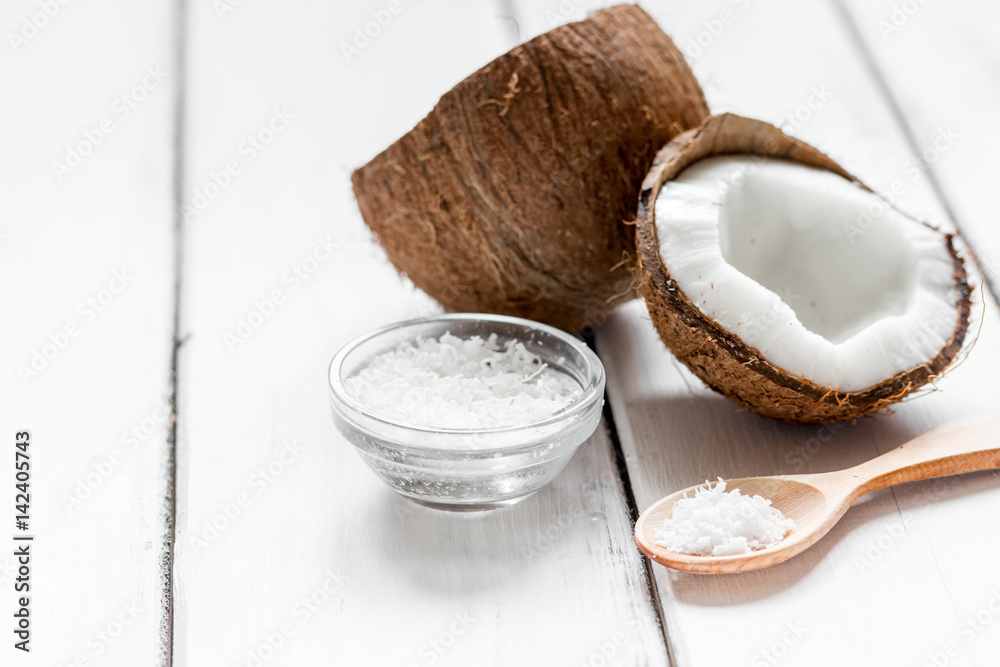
[656, 156, 960, 392]
[637, 114, 972, 423]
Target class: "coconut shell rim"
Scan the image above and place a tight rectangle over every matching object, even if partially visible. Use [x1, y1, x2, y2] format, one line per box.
[635, 113, 973, 421]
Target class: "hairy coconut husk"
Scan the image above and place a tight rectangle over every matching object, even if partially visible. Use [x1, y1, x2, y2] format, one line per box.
[636, 113, 973, 424]
[352, 4, 709, 331]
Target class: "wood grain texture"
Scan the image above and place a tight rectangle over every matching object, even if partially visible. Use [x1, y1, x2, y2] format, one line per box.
[509, 0, 1000, 665]
[7, 0, 997, 663]
[172, 1, 668, 665]
[0, 0, 176, 664]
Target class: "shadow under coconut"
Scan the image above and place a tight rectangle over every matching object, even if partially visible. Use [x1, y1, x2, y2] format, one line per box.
[621, 393, 921, 491]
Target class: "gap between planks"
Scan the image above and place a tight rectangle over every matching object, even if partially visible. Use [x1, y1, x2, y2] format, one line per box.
[484, 1, 677, 660]
[161, 0, 188, 663]
[585, 328, 677, 666]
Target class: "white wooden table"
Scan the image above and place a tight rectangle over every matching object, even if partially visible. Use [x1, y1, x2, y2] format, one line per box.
[4, 0, 1000, 665]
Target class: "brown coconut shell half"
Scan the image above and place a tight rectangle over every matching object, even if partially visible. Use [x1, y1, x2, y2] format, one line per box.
[352, 4, 709, 331]
[636, 113, 973, 424]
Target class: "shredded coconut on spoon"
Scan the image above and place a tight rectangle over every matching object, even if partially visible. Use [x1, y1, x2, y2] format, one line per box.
[654, 479, 795, 556]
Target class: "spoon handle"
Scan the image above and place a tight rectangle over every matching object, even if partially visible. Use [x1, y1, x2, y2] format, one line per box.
[847, 413, 1000, 497]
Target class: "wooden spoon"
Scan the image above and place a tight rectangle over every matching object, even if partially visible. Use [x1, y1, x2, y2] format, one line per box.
[635, 413, 1000, 574]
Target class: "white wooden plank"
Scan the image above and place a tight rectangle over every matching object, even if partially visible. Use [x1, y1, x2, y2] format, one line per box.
[833, 0, 1000, 291]
[173, 1, 668, 664]
[515, 0, 1000, 665]
[0, 0, 176, 663]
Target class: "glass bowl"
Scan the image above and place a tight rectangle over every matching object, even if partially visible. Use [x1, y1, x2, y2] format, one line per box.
[328, 314, 606, 511]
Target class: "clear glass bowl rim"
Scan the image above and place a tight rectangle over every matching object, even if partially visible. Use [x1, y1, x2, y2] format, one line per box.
[327, 313, 606, 449]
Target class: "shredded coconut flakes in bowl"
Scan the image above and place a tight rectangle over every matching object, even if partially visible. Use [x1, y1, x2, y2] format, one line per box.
[344, 333, 583, 430]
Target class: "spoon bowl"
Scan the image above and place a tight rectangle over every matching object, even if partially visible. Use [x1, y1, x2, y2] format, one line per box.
[636, 413, 1000, 574]
[636, 476, 836, 573]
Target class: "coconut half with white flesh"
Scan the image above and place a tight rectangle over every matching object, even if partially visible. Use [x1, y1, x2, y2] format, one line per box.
[637, 114, 973, 423]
